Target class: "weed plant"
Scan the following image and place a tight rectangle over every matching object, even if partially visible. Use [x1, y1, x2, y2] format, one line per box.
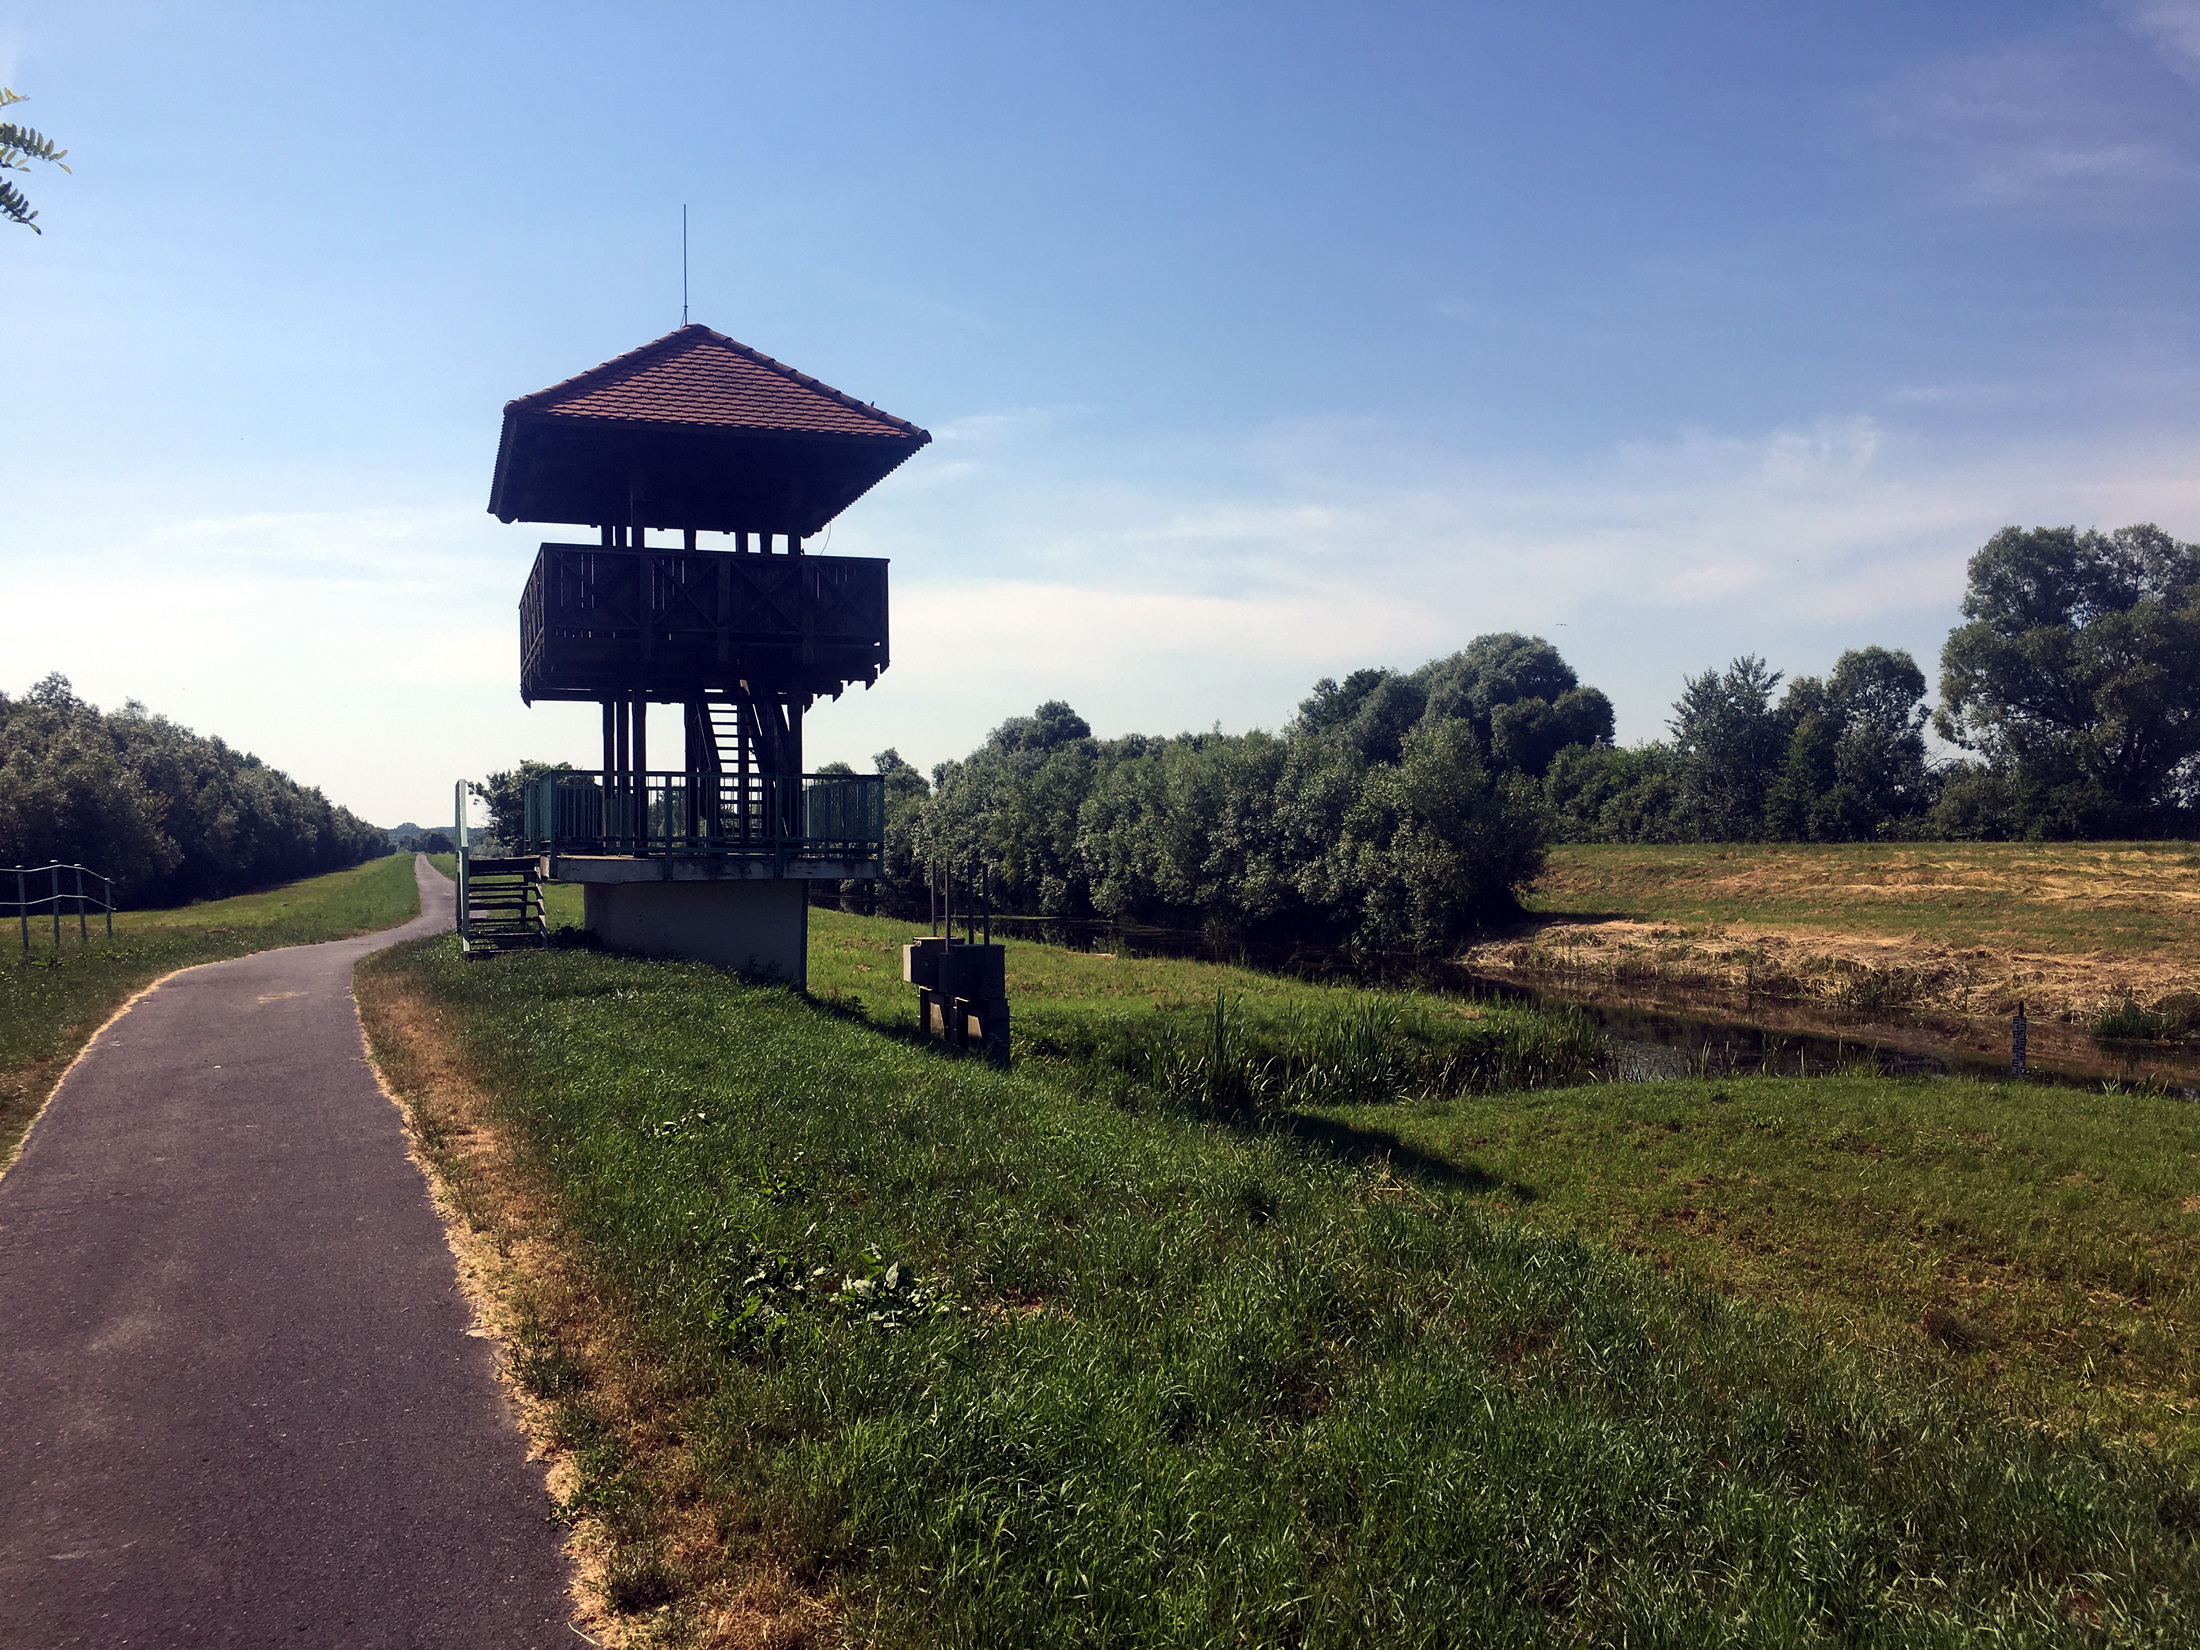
[2092, 1000, 2183, 1042]
[367, 936, 2200, 1647]
[1, 852, 421, 1160]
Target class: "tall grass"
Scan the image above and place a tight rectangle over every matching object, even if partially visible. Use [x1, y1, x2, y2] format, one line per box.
[365, 937, 2200, 1647]
[1085, 991, 1608, 1119]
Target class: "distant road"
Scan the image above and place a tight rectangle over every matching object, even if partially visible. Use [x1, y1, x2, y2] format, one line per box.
[0, 857, 572, 1648]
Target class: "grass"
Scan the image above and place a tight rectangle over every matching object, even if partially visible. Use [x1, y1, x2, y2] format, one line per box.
[0, 851, 421, 1163]
[1304, 1075, 2200, 1450]
[1531, 841, 2200, 958]
[808, 907, 1606, 1103]
[362, 930, 2200, 1647]
[1478, 842, 2200, 1021]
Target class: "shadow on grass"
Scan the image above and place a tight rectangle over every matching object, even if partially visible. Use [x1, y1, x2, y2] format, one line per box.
[1269, 1110, 1538, 1201]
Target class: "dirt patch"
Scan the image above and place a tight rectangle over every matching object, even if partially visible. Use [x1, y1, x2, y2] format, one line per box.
[356, 965, 840, 1650]
[1464, 917, 2197, 1023]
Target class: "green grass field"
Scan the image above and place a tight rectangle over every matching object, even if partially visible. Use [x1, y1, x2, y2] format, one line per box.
[0, 852, 421, 1163]
[364, 919, 2200, 1646]
[1307, 1076, 2200, 1448]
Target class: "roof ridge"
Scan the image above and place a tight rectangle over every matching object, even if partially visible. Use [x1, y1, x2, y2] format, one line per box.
[504, 324, 926, 440]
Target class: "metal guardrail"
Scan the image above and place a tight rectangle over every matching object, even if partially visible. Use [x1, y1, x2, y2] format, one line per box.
[520, 770, 884, 863]
[6, 862, 116, 951]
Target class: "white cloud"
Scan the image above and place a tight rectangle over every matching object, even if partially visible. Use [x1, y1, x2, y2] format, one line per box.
[2116, 0, 2200, 80]
[1853, 35, 2193, 207]
[810, 406, 2200, 763]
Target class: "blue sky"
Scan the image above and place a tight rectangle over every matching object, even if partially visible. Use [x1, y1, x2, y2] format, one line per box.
[8, 2, 2200, 826]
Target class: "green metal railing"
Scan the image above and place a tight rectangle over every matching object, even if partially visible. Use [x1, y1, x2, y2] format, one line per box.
[7, 862, 116, 951]
[520, 770, 884, 864]
[453, 779, 471, 940]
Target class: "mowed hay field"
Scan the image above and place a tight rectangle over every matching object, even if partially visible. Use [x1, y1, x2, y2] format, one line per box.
[361, 905, 2200, 1647]
[0, 852, 421, 1163]
[1469, 841, 2200, 1020]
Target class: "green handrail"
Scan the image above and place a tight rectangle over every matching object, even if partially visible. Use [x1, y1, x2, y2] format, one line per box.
[7, 862, 115, 952]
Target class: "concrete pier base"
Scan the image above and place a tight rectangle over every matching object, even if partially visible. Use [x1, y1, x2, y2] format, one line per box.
[581, 878, 810, 986]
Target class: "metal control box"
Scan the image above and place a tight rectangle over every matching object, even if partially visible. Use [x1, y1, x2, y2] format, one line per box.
[936, 944, 1004, 1001]
[903, 935, 947, 989]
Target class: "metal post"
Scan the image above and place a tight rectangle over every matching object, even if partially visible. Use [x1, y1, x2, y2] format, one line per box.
[76, 865, 87, 941]
[51, 864, 60, 946]
[454, 779, 470, 946]
[2012, 1001, 2028, 1081]
[17, 867, 26, 952]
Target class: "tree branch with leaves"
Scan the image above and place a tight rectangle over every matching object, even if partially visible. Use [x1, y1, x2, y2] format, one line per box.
[2, 88, 71, 233]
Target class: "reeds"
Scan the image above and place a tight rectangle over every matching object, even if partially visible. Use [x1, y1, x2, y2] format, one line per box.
[1040, 990, 1607, 1118]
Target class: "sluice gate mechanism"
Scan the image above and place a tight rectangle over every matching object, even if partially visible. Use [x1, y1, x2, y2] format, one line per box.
[903, 864, 1010, 1068]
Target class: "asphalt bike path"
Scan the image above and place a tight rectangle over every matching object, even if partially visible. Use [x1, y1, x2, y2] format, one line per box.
[0, 857, 573, 1648]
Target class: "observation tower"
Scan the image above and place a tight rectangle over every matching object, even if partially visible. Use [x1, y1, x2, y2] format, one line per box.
[471, 324, 929, 982]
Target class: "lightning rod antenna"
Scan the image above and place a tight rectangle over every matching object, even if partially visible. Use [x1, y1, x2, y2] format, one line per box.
[681, 204, 689, 326]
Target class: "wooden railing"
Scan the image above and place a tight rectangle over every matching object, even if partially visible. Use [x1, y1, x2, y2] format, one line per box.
[519, 545, 889, 702]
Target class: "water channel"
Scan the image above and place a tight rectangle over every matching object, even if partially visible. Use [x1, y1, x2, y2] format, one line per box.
[986, 914, 2200, 1097]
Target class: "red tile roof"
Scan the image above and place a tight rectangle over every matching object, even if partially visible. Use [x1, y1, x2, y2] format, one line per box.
[506, 324, 928, 442]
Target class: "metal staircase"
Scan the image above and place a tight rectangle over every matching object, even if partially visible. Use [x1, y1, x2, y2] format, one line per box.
[458, 857, 548, 957]
[453, 780, 549, 958]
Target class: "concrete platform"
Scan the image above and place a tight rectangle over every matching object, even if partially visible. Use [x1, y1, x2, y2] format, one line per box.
[579, 877, 810, 984]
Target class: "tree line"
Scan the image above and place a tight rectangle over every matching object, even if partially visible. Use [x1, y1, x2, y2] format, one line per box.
[1550, 523, 2200, 844]
[834, 523, 2200, 954]
[0, 674, 389, 905]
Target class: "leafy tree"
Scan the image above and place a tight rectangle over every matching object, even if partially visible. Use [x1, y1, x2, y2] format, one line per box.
[1937, 524, 2200, 830]
[469, 760, 575, 848]
[1413, 633, 1615, 776]
[1763, 647, 1936, 840]
[919, 706, 1105, 916]
[1669, 656, 1791, 840]
[857, 748, 935, 916]
[895, 646, 1585, 956]
[1082, 731, 1295, 934]
[0, 675, 385, 903]
[1, 89, 70, 233]
[1544, 743, 1689, 843]
[1292, 669, 1427, 765]
[1311, 718, 1545, 951]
